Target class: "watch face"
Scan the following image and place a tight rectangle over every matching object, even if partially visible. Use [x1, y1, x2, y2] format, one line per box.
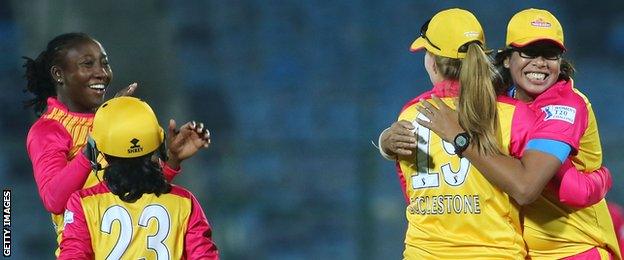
[456, 136, 467, 147]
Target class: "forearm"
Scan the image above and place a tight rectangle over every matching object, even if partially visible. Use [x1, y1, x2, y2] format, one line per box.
[463, 147, 531, 204]
[559, 165, 612, 207]
[34, 153, 92, 214]
[463, 148, 558, 205]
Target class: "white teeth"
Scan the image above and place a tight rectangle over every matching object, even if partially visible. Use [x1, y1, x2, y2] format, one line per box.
[526, 72, 546, 80]
[89, 84, 106, 90]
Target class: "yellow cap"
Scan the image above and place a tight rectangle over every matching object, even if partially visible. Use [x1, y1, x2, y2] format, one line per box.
[91, 96, 164, 158]
[506, 8, 565, 50]
[410, 8, 485, 59]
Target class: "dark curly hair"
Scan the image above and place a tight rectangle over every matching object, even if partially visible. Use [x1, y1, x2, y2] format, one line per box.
[22, 32, 93, 116]
[103, 153, 172, 203]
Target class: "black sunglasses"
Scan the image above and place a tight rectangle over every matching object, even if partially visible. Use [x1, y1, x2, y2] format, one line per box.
[420, 19, 441, 50]
[512, 47, 562, 61]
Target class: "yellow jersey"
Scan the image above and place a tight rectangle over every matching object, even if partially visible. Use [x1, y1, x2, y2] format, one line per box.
[396, 81, 534, 259]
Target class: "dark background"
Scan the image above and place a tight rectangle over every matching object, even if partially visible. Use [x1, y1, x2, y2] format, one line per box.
[1, 1, 623, 259]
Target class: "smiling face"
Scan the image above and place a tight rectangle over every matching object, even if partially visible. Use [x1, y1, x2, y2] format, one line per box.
[504, 43, 562, 101]
[55, 39, 113, 113]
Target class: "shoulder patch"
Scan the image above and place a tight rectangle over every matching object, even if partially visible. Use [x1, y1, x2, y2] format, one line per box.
[541, 105, 576, 124]
[64, 210, 74, 227]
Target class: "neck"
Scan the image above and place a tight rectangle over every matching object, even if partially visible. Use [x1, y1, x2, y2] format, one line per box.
[56, 93, 94, 113]
[514, 88, 535, 102]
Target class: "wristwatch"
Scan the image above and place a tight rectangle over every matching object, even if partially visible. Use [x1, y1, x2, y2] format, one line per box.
[453, 132, 470, 157]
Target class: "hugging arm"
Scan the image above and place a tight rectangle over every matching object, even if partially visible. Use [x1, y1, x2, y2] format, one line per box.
[415, 96, 610, 206]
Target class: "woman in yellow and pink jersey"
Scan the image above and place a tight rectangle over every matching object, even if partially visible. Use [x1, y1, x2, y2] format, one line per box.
[59, 97, 218, 259]
[417, 9, 619, 259]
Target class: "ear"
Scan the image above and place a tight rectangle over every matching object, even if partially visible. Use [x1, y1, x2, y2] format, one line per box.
[432, 60, 439, 74]
[503, 57, 510, 68]
[50, 65, 64, 84]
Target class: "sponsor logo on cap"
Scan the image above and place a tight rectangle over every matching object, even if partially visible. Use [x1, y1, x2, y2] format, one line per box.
[128, 138, 144, 154]
[464, 31, 479, 37]
[531, 18, 552, 28]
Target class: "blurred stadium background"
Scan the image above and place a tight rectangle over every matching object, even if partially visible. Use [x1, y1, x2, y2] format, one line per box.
[1, 0, 624, 259]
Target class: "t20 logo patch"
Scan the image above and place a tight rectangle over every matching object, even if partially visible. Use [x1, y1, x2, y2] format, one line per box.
[542, 105, 576, 124]
[63, 210, 74, 227]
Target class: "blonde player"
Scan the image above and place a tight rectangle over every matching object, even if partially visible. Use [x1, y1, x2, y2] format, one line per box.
[378, 8, 534, 259]
[417, 9, 619, 259]
[59, 97, 218, 259]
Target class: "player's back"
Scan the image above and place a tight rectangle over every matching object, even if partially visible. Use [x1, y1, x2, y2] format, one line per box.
[396, 81, 534, 259]
[78, 182, 194, 259]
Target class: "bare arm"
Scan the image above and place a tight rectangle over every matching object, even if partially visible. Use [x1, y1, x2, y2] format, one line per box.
[464, 147, 561, 205]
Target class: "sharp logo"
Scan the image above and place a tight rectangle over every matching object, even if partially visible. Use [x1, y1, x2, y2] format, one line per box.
[128, 138, 143, 154]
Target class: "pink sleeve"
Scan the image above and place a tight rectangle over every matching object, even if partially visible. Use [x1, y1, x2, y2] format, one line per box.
[530, 97, 589, 153]
[506, 99, 536, 158]
[184, 193, 219, 259]
[395, 162, 409, 204]
[555, 160, 612, 208]
[27, 120, 92, 214]
[58, 192, 93, 259]
[160, 159, 181, 182]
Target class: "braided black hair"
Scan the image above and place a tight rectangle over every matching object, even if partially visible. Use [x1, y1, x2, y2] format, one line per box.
[103, 153, 172, 203]
[22, 32, 93, 116]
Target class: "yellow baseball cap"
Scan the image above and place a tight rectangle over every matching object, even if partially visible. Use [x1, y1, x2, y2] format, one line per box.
[410, 8, 485, 59]
[91, 96, 164, 158]
[506, 8, 565, 50]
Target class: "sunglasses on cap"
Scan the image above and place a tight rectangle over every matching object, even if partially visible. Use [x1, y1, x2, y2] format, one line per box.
[420, 19, 441, 50]
[512, 47, 562, 61]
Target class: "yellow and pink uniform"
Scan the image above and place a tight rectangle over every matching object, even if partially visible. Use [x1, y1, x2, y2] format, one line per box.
[26, 97, 181, 254]
[396, 80, 535, 259]
[522, 80, 620, 259]
[59, 182, 218, 259]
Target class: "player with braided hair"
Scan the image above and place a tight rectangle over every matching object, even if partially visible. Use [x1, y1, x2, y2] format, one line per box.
[24, 32, 210, 256]
[59, 97, 218, 259]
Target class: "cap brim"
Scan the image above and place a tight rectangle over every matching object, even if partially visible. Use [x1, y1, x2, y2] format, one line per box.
[410, 37, 427, 52]
[511, 38, 566, 51]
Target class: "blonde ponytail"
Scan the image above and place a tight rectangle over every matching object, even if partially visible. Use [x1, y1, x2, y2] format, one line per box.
[458, 43, 501, 155]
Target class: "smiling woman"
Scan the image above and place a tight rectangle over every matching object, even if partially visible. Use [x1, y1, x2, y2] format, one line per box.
[23, 32, 212, 257]
[51, 36, 112, 113]
[23, 33, 119, 115]
[495, 41, 573, 101]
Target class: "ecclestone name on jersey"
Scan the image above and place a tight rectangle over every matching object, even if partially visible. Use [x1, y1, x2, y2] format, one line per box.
[407, 194, 481, 215]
